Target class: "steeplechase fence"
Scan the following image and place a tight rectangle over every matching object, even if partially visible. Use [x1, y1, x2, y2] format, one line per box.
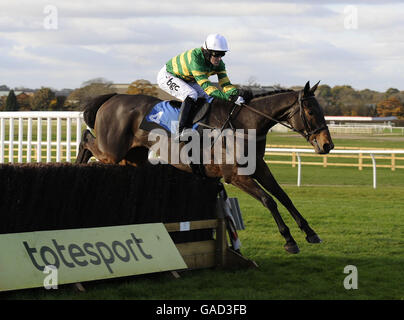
[0, 162, 255, 276]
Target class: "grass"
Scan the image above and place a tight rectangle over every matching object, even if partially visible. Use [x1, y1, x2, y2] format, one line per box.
[265, 163, 404, 187]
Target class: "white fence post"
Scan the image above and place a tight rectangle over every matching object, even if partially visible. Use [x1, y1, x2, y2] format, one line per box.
[9, 117, 14, 163]
[46, 117, 52, 162]
[56, 117, 62, 162]
[37, 117, 42, 163]
[18, 117, 23, 163]
[66, 117, 71, 163]
[27, 117, 32, 162]
[370, 153, 376, 189]
[297, 152, 301, 187]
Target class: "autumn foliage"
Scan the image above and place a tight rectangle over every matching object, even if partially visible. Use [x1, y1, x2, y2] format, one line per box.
[126, 80, 158, 96]
[376, 97, 404, 118]
[1, 81, 404, 119]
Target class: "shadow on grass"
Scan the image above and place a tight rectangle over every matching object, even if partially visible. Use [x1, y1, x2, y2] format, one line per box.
[1, 254, 402, 300]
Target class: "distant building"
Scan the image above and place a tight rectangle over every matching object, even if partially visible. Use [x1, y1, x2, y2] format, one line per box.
[109, 83, 178, 100]
[325, 116, 397, 125]
[108, 83, 130, 94]
[0, 90, 23, 97]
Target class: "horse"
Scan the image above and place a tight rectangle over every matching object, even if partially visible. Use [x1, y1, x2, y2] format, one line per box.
[76, 81, 334, 254]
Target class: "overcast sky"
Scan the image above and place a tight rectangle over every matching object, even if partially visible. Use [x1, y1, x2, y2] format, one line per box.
[1, 0, 403, 91]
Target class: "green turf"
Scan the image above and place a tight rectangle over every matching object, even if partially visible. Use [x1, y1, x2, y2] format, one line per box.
[265, 163, 404, 187]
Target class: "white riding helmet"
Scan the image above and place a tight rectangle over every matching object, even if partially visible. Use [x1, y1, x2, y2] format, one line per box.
[203, 34, 229, 52]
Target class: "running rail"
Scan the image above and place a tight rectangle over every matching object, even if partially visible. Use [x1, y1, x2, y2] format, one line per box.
[266, 148, 404, 189]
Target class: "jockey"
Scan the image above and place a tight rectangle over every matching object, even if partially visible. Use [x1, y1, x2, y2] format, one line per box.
[157, 33, 245, 140]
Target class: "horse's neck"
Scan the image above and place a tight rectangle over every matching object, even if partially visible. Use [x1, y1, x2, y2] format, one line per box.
[252, 91, 298, 120]
[243, 91, 297, 135]
[210, 99, 235, 125]
[208, 92, 297, 132]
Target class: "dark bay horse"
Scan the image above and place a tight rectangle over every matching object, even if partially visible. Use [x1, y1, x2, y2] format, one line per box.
[76, 81, 334, 254]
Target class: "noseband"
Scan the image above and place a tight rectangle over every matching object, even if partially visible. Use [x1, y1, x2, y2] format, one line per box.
[240, 91, 328, 141]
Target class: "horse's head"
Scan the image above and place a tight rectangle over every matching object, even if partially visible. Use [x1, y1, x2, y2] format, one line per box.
[287, 81, 334, 154]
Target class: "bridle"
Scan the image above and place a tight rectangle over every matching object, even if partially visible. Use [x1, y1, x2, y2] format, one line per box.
[239, 90, 328, 141]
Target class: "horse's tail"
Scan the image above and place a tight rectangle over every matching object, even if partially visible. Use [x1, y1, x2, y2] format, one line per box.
[83, 93, 118, 129]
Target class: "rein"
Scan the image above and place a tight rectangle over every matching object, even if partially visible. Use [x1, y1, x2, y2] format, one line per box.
[238, 91, 328, 141]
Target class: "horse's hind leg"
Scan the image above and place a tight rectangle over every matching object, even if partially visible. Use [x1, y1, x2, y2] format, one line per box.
[229, 173, 299, 254]
[76, 148, 93, 164]
[76, 129, 115, 164]
[79, 129, 130, 164]
[76, 130, 94, 163]
[253, 158, 321, 244]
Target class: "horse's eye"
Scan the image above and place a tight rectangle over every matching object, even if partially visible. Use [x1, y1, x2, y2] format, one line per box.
[308, 110, 314, 116]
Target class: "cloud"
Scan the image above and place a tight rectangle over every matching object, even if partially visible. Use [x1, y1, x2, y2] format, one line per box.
[0, 0, 403, 91]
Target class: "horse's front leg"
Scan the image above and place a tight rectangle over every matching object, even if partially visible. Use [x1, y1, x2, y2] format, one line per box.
[253, 158, 321, 244]
[227, 171, 299, 254]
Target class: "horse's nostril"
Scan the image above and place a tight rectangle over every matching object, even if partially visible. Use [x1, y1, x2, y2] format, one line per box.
[323, 143, 330, 153]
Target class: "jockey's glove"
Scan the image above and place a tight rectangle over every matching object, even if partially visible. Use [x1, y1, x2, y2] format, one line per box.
[238, 88, 254, 103]
[234, 96, 245, 106]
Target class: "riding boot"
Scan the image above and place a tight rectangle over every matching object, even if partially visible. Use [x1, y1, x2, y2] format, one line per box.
[175, 96, 195, 141]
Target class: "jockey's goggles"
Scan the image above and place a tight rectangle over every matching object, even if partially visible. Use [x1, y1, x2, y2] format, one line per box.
[211, 51, 226, 58]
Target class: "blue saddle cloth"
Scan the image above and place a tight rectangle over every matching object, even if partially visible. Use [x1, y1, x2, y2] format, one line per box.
[142, 100, 199, 134]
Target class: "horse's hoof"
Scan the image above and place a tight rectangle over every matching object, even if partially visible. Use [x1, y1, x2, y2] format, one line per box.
[284, 243, 300, 254]
[306, 234, 322, 243]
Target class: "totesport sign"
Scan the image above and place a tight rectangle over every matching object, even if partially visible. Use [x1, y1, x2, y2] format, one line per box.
[0, 223, 187, 292]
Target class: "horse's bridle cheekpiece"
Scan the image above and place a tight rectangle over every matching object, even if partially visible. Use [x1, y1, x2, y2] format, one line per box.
[295, 91, 329, 141]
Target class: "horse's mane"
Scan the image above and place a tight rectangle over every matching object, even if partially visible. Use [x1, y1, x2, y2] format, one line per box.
[252, 89, 295, 100]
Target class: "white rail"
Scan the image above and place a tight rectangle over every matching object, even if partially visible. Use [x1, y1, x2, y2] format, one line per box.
[266, 148, 404, 189]
[1, 112, 403, 189]
[0, 111, 84, 163]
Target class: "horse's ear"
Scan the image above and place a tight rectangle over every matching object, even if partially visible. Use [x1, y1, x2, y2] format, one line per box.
[304, 81, 310, 96]
[310, 80, 320, 94]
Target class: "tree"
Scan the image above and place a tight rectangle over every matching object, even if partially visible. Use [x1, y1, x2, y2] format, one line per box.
[245, 76, 260, 87]
[5, 90, 18, 111]
[30, 88, 56, 110]
[81, 77, 112, 87]
[385, 88, 399, 96]
[376, 97, 404, 118]
[16, 92, 31, 111]
[49, 96, 67, 110]
[317, 84, 332, 99]
[66, 78, 115, 110]
[359, 89, 382, 103]
[316, 85, 334, 115]
[127, 80, 158, 96]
